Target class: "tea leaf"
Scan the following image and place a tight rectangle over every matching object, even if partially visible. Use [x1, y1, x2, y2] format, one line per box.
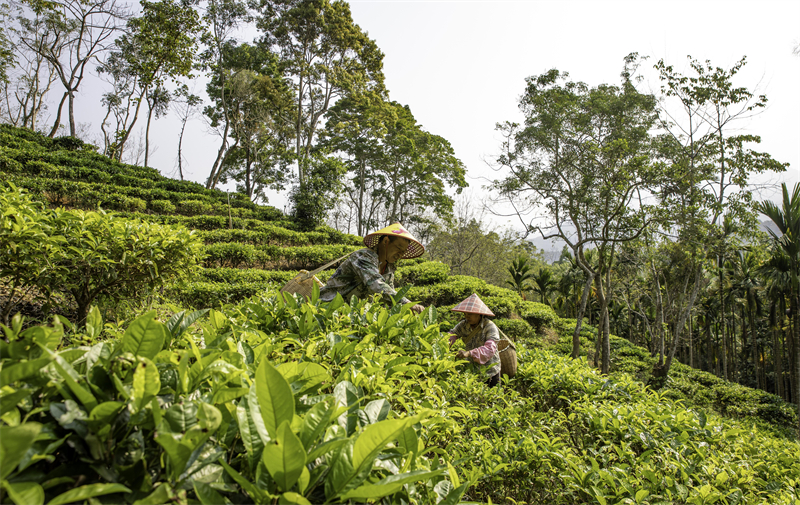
[0, 423, 42, 479]
[262, 422, 306, 492]
[122, 312, 167, 360]
[256, 361, 295, 439]
[3, 480, 44, 505]
[47, 483, 131, 505]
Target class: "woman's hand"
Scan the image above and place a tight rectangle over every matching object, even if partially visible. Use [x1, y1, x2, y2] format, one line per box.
[455, 350, 470, 360]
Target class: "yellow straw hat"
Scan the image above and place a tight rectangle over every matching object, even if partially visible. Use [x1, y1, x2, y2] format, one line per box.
[363, 222, 425, 259]
[451, 293, 495, 317]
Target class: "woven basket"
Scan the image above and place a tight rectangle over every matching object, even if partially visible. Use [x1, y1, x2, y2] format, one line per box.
[280, 270, 325, 300]
[497, 339, 517, 378]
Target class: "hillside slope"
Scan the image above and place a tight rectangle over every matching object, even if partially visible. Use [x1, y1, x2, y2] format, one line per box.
[1, 124, 798, 504]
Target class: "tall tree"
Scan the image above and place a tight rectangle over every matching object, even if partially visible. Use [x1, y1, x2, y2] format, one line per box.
[376, 102, 467, 226]
[650, 55, 787, 379]
[255, 0, 386, 222]
[97, 0, 200, 161]
[198, 0, 251, 189]
[321, 98, 467, 234]
[1, 3, 59, 130]
[0, 3, 13, 87]
[756, 183, 800, 435]
[21, 0, 130, 138]
[506, 256, 534, 300]
[531, 267, 556, 306]
[492, 56, 659, 367]
[171, 83, 202, 181]
[318, 91, 393, 235]
[207, 42, 294, 201]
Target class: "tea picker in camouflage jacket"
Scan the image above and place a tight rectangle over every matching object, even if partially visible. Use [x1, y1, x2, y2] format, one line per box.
[448, 293, 501, 388]
[319, 223, 426, 314]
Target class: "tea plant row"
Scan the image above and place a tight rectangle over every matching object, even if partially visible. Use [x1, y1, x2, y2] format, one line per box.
[2, 288, 799, 504]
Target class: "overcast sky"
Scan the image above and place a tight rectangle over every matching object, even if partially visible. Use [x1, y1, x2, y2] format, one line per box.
[75, 0, 800, 239]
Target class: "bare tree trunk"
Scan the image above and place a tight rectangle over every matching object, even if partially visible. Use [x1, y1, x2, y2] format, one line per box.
[719, 260, 729, 381]
[68, 88, 76, 136]
[177, 117, 187, 180]
[689, 315, 694, 369]
[145, 100, 154, 167]
[49, 91, 69, 137]
[571, 270, 595, 360]
[207, 120, 230, 189]
[658, 266, 703, 379]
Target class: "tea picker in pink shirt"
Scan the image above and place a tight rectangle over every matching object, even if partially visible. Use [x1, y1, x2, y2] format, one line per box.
[447, 294, 501, 388]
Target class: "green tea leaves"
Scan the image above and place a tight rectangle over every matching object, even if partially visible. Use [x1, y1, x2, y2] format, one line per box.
[122, 312, 167, 360]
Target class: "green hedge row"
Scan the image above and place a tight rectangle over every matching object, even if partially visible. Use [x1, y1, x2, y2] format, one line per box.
[2, 125, 234, 201]
[494, 318, 535, 341]
[4, 175, 284, 221]
[202, 243, 362, 270]
[172, 267, 339, 308]
[114, 213, 289, 229]
[406, 275, 557, 327]
[87, 212, 359, 245]
[395, 260, 450, 286]
[551, 318, 799, 433]
[168, 280, 273, 308]
[1, 129, 161, 182]
[196, 227, 363, 247]
[517, 300, 559, 329]
[197, 267, 335, 285]
[0, 152, 221, 198]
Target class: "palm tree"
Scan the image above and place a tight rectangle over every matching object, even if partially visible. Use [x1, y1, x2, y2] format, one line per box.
[756, 182, 800, 436]
[531, 267, 556, 306]
[730, 249, 763, 389]
[506, 256, 534, 301]
[760, 249, 793, 400]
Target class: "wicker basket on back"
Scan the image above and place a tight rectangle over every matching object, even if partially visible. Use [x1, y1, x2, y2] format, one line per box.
[280, 251, 354, 300]
[280, 270, 325, 299]
[497, 332, 518, 378]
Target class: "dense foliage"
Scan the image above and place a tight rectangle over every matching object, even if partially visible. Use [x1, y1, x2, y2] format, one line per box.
[0, 184, 204, 324]
[2, 289, 799, 505]
[2, 89, 799, 504]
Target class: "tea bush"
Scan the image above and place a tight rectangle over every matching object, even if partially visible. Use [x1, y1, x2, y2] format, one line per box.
[0, 183, 204, 323]
[551, 314, 799, 435]
[2, 285, 799, 505]
[396, 261, 450, 286]
[149, 199, 176, 214]
[517, 300, 558, 329]
[494, 318, 534, 341]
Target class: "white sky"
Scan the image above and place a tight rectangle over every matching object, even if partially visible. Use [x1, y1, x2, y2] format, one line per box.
[71, 0, 800, 235]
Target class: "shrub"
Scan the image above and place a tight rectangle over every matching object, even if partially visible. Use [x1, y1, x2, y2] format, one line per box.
[54, 210, 204, 322]
[178, 199, 214, 216]
[149, 199, 176, 214]
[517, 301, 558, 329]
[52, 135, 93, 151]
[495, 318, 534, 342]
[171, 280, 271, 307]
[203, 242, 260, 269]
[0, 184, 64, 324]
[1, 183, 204, 323]
[396, 261, 450, 286]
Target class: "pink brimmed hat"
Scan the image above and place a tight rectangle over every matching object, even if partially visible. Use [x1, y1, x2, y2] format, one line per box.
[451, 293, 495, 317]
[363, 222, 425, 259]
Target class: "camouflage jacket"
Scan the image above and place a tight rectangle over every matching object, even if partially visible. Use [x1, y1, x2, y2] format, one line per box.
[449, 318, 501, 378]
[319, 248, 411, 306]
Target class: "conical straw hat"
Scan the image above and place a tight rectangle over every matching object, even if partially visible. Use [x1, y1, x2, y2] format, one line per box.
[451, 293, 495, 317]
[363, 222, 425, 259]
